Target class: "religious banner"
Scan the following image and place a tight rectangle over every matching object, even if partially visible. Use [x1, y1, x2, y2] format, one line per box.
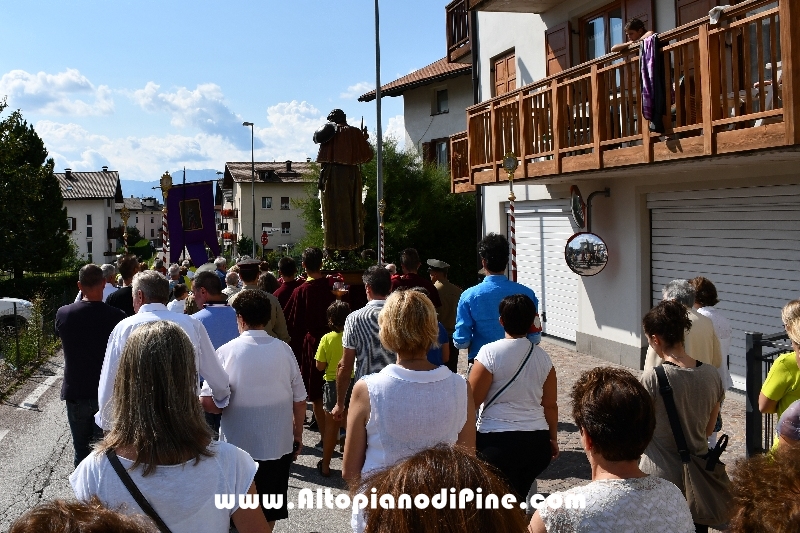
[166, 181, 220, 265]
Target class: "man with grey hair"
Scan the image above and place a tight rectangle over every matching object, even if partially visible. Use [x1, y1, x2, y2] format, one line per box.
[73, 263, 118, 303]
[643, 279, 722, 372]
[222, 271, 241, 299]
[214, 256, 227, 289]
[95, 270, 231, 430]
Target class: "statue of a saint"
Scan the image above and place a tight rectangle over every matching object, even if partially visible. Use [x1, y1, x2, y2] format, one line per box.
[314, 109, 373, 251]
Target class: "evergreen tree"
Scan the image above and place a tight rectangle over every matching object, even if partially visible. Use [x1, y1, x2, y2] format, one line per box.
[0, 101, 71, 277]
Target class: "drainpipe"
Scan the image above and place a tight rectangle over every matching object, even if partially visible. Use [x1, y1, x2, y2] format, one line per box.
[471, 9, 483, 278]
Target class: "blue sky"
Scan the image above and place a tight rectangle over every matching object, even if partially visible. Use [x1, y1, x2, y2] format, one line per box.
[0, 0, 447, 181]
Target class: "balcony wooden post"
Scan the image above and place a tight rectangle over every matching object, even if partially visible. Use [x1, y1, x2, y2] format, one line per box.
[491, 100, 500, 183]
[699, 24, 718, 155]
[551, 79, 563, 174]
[518, 93, 528, 179]
[590, 65, 603, 170]
[780, 0, 800, 144]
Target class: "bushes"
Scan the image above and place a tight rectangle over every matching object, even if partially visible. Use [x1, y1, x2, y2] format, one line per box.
[0, 271, 79, 303]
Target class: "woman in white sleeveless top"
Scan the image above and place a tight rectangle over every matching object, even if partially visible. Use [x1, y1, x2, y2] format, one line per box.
[343, 289, 475, 532]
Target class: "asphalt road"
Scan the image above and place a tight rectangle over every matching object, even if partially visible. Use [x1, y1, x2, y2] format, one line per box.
[0, 352, 353, 533]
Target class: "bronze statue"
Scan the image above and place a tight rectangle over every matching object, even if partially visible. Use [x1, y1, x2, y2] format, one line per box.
[314, 109, 373, 251]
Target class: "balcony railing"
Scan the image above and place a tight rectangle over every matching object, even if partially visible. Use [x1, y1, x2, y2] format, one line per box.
[221, 208, 238, 218]
[446, 0, 471, 63]
[451, 0, 799, 193]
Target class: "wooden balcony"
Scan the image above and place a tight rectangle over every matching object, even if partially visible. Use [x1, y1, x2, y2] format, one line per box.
[451, 0, 800, 193]
[446, 0, 471, 63]
[468, 0, 562, 14]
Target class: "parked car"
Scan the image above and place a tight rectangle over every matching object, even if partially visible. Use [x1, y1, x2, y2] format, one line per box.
[0, 298, 33, 330]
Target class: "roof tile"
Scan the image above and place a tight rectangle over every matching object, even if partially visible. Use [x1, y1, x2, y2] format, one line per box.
[359, 57, 470, 102]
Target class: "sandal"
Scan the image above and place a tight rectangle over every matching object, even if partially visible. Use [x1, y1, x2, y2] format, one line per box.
[317, 459, 331, 478]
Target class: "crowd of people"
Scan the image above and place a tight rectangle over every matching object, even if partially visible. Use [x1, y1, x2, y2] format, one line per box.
[11, 234, 800, 532]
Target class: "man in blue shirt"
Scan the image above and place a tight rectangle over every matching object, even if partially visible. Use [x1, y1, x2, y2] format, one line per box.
[192, 270, 239, 438]
[453, 233, 541, 364]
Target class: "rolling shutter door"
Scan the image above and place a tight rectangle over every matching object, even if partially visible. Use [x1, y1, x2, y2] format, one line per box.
[648, 185, 800, 390]
[512, 207, 580, 342]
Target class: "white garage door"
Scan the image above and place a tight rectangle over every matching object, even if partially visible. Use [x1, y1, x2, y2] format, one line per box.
[649, 184, 800, 391]
[512, 206, 580, 342]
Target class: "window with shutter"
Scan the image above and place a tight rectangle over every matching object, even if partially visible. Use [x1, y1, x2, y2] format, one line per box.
[545, 22, 572, 75]
[493, 50, 516, 97]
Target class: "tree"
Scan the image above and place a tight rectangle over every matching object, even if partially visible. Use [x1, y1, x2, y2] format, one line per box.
[0, 101, 71, 278]
[294, 139, 477, 288]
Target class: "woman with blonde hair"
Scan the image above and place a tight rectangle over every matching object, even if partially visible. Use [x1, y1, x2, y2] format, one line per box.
[343, 290, 475, 532]
[760, 299, 800, 420]
[70, 321, 268, 533]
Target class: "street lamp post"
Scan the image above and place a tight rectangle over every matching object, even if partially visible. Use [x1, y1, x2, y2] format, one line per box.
[374, 0, 384, 265]
[242, 121, 256, 257]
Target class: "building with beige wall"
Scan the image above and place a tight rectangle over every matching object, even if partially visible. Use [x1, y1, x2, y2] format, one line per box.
[222, 160, 315, 257]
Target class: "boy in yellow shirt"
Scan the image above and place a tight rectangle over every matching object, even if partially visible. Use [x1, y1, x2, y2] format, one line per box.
[315, 301, 354, 477]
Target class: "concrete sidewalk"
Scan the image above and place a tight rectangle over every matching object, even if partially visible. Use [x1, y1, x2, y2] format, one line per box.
[534, 339, 746, 495]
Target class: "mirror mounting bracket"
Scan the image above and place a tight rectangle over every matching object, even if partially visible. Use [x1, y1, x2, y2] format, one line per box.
[586, 188, 611, 234]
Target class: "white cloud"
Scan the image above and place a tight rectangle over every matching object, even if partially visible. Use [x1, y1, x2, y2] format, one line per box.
[384, 114, 406, 150]
[0, 68, 114, 116]
[35, 99, 327, 181]
[340, 81, 374, 100]
[129, 82, 249, 146]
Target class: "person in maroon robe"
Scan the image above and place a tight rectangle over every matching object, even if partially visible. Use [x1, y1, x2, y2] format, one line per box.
[284, 247, 334, 440]
[274, 256, 304, 310]
[389, 248, 442, 309]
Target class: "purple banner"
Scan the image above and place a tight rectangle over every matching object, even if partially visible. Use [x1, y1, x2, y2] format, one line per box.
[166, 181, 220, 265]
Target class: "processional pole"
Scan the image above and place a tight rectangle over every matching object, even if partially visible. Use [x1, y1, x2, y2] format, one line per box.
[159, 172, 173, 263]
[502, 153, 519, 282]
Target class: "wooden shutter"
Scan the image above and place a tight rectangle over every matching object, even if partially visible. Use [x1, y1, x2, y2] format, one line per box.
[624, 0, 654, 30]
[676, 0, 719, 26]
[545, 22, 572, 76]
[493, 51, 516, 97]
[422, 142, 434, 163]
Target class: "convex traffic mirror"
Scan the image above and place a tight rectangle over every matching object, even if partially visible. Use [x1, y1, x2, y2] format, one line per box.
[565, 232, 608, 276]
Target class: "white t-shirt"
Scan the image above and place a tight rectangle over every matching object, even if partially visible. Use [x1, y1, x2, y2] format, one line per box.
[475, 338, 552, 433]
[167, 298, 186, 313]
[696, 306, 734, 390]
[539, 476, 694, 533]
[70, 441, 257, 533]
[201, 330, 307, 461]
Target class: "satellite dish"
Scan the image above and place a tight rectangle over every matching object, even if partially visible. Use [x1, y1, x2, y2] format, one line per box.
[570, 185, 586, 229]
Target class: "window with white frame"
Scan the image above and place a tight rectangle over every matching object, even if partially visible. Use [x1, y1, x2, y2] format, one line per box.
[280, 197, 290, 210]
[281, 222, 290, 234]
[262, 223, 273, 232]
[262, 197, 272, 209]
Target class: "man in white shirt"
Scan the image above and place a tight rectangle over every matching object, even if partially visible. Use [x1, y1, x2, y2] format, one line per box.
[74, 263, 118, 303]
[95, 270, 230, 430]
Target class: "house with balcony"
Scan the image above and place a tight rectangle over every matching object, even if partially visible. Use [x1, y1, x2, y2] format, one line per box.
[116, 196, 164, 249]
[221, 160, 315, 256]
[447, 0, 799, 390]
[55, 167, 123, 264]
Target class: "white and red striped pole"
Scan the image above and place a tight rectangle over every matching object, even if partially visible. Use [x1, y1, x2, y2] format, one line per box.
[378, 198, 386, 265]
[161, 208, 168, 263]
[509, 185, 517, 282]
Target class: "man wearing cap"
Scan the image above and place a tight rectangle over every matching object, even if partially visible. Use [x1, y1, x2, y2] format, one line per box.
[454, 233, 541, 367]
[230, 258, 290, 343]
[389, 248, 441, 308]
[428, 259, 462, 373]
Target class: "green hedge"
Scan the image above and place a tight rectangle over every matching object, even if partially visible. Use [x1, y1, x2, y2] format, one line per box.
[0, 271, 79, 302]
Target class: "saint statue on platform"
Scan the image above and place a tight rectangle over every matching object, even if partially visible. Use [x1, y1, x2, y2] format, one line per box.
[314, 109, 373, 251]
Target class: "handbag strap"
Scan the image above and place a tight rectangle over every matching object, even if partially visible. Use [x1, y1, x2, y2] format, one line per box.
[654, 365, 691, 464]
[105, 449, 173, 533]
[482, 341, 536, 412]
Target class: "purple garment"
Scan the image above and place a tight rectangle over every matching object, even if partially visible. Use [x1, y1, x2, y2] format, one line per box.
[639, 34, 666, 133]
[640, 34, 657, 121]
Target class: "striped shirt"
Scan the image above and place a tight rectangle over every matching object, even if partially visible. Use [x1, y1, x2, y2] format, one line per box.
[342, 300, 396, 380]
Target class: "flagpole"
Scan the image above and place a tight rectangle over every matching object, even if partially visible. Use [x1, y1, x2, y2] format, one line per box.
[375, 0, 384, 266]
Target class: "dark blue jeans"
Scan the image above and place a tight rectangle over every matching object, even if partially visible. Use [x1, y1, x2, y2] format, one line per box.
[66, 398, 103, 467]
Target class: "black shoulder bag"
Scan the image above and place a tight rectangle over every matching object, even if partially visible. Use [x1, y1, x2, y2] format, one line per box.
[654, 365, 731, 527]
[106, 448, 174, 533]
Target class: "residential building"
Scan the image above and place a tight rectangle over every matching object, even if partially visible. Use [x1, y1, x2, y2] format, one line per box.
[447, 0, 799, 390]
[55, 167, 123, 264]
[359, 57, 471, 165]
[115, 196, 164, 249]
[221, 160, 314, 256]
